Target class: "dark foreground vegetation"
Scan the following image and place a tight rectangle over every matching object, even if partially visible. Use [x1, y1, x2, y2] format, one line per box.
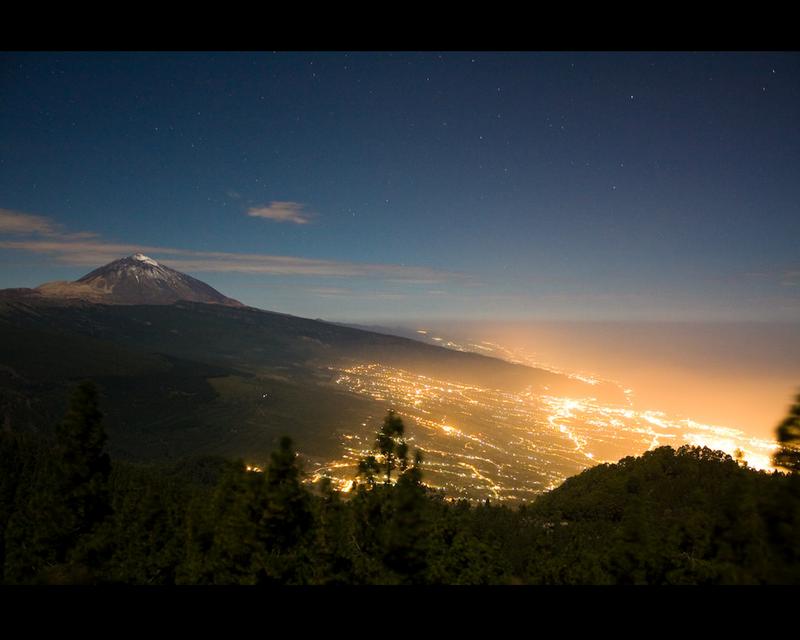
[1, 382, 799, 585]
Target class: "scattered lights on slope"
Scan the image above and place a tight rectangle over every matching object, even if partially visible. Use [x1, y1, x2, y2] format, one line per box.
[567, 373, 601, 386]
[316, 361, 779, 502]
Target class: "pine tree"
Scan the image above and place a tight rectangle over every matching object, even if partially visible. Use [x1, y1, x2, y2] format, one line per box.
[356, 455, 381, 487]
[375, 410, 408, 484]
[381, 450, 430, 583]
[55, 381, 112, 543]
[774, 393, 800, 474]
[3, 381, 112, 583]
[179, 438, 314, 584]
[198, 460, 268, 585]
[261, 436, 312, 555]
[309, 478, 355, 584]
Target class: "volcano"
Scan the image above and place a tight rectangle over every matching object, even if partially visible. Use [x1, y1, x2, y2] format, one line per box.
[28, 254, 243, 307]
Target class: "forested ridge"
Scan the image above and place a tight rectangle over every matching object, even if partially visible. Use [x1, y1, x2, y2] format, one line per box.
[1, 382, 798, 585]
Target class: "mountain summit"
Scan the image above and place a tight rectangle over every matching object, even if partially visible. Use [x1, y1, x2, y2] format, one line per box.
[29, 254, 243, 306]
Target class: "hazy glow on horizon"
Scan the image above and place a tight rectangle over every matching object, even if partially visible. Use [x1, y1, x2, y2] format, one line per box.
[399, 319, 800, 443]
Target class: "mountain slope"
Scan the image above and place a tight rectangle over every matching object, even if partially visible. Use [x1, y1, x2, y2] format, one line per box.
[0, 256, 625, 475]
[0, 299, 625, 464]
[0, 297, 622, 401]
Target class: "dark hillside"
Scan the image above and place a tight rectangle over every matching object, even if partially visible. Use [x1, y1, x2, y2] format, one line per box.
[496, 446, 800, 584]
[0, 297, 623, 462]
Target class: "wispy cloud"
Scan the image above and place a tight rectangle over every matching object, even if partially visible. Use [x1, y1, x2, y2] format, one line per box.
[0, 208, 60, 235]
[305, 287, 355, 297]
[247, 201, 313, 225]
[0, 208, 466, 284]
[782, 270, 800, 287]
[0, 208, 98, 240]
[743, 267, 800, 289]
[0, 239, 460, 282]
[301, 286, 427, 300]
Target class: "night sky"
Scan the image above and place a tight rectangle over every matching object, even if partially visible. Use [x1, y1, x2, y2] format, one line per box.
[1, 51, 798, 322]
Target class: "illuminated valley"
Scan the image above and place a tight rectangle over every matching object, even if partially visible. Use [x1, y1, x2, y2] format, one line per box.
[308, 342, 779, 503]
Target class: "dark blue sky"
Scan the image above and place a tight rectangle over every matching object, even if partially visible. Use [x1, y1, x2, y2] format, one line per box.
[1, 51, 798, 321]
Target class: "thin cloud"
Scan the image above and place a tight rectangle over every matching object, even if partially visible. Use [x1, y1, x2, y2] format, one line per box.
[306, 287, 354, 297]
[0, 209, 98, 240]
[782, 270, 800, 287]
[0, 239, 466, 284]
[0, 208, 59, 235]
[743, 267, 800, 288]
[303, 287, 410, 300]
[247, 201, 313, 225]
[0, 207, 468, 284]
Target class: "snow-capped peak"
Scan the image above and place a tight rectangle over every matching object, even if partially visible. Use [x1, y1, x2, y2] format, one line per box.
[130, 253, 159, 266]
[64, 254, 243, 307]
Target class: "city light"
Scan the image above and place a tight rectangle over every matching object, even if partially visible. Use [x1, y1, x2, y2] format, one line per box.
[313, 358, 779, 503]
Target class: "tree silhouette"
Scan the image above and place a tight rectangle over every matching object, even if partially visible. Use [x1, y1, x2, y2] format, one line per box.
[381, 450, 430, 582]
[262, 436, 312, 555]
[774, 392, 800, 474]
[187, 459, 267, 585]
[310, 478, 355, 584]
[375, 410, 408, 484]
[55, 381, 113, 538]
[181, 438, 313, 585]
[3, 381, 112, 583]
[356, 454, 381, 487]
